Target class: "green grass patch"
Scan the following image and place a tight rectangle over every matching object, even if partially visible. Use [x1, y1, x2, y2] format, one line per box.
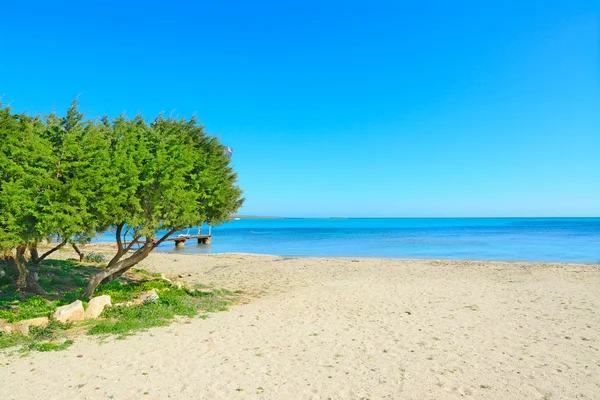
[95, 279, 171, 303]
[0, 295, 57, 322]
[0, 322, 73, 352]
[30, 339, 74, 352]
[1, 257, 241, 351]
[87, 284, 238, 336]
[131, 268, 162, 278]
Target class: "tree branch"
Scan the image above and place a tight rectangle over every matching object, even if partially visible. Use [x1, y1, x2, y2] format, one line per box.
[35, 239, 67, 263]
[107, 224, 125, 268]
[152, 229, 177, 250]
[123, 234, 141, 253]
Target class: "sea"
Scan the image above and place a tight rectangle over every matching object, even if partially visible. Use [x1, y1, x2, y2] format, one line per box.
[140, 218, 600, 263]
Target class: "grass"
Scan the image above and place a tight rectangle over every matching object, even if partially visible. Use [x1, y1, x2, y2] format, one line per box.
[0, 258, 98, 324]
[88, 284, 236, 336]
[0, 295, 57, 323]
[94, 278, 171, 303]
[0, 258, 241, 351]
[0, 322, 74, 352]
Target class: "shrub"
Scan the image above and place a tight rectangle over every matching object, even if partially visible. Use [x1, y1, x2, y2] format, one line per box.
[84, 252, 106, 263]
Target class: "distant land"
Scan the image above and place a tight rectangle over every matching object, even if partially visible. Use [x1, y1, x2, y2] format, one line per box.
[231, 215, 350, 220]
[231, 215, 284, 219]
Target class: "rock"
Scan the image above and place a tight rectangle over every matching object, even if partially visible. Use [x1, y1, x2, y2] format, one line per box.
[13, 321, 29, 336]
[137, 289, 159, 304]
[53, 300, 85, 323]
[173, 282, 184, 290]
[9, 317, 49, 337]
[2, 325, 14, 335]
[0, 319, 14, 335]
[26, 317, 50, 328]
[85, 295, 112, 319]
[160, 273, 172, 283]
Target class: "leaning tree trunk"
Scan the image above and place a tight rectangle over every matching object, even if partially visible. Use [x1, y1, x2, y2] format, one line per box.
[71, 243, 84, 262]
[83, 229, 176, 299]
[83, 243, 154, 299]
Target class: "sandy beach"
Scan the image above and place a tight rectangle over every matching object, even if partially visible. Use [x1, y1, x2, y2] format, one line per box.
[1, 252, 599, 399]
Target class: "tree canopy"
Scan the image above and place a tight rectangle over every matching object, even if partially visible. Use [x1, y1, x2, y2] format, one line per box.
[0, 100, 244, 298]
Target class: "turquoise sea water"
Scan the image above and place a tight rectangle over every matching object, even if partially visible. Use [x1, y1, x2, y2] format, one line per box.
[142, 218, 600, 262]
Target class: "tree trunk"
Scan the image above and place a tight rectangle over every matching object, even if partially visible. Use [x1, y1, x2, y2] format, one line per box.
[30, 244, 39, 263]
[83, 243, 153, 299]
[72, 243, 85, 262]
[83, 229, 176, 299]
[25, 271, 47, 295]
[4, 252, 19, 279]
[3, 248, 47, 295]
[14, 246, 29, 290]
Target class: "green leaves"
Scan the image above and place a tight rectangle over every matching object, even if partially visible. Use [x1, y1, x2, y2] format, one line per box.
[0, 99, 244, 258]
[0, 107, 51, 252]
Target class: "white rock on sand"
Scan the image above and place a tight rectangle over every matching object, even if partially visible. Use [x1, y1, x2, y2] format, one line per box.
[84, 295, 112, 319]
[1, 252, 599, 400]
[52, 300, 85, 323]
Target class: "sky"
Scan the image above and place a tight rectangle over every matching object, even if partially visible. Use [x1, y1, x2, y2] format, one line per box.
[1, 1, 598, 217]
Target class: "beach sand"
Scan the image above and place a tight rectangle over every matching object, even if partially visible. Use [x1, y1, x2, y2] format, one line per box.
[1, 252, 599, 399]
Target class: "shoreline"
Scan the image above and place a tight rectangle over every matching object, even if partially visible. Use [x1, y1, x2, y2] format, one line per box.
[73, 242, 600, 266]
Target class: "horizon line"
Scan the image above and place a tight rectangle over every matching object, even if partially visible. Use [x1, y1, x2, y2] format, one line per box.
[234, 215, 600, 219]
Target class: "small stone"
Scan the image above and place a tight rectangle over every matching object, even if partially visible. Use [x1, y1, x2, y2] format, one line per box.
[173, 282, 184, 290]
[53, 300, 85, 323]
[138, 289, 159, 304]
[1, 322, 15, 335]
[85, 295, 112, 319]
[160, 273, 172, 283]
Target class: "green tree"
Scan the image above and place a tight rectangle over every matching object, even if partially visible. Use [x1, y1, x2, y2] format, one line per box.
[31, 100, 111, 263]
[0, 106, 51, 293]
[82, 115, 243, 298]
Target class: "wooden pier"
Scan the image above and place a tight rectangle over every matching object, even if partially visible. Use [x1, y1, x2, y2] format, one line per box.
[123, 235, 212, 248]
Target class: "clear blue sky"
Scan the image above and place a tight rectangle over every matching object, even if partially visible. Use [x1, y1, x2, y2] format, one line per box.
[1, 1, 598, 217]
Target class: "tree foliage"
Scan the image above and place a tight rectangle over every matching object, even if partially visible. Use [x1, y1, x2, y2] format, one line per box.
[0, 100, 244, 298]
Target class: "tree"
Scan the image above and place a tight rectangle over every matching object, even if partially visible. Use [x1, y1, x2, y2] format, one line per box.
[0, 101, 243, 297]
[82, 114, 243, 298]
[31, 100, 111, 264]
[0, 106, 52, 293]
